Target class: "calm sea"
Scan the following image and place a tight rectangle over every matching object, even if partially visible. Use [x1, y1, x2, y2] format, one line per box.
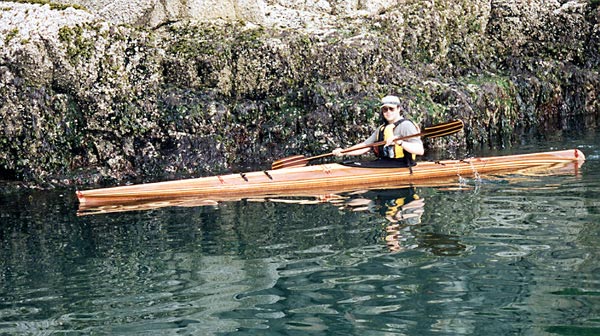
[1, 130, 599, 335]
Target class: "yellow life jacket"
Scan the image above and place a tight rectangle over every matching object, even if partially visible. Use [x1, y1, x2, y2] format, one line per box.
[373, 119, 417, 166]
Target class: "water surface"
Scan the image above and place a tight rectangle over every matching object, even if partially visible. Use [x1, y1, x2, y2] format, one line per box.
[1, 131, 599, 335]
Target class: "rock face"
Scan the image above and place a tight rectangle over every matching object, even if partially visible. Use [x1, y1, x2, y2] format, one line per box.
[50, 0, 397, 29]
[0, 0, 598, 186]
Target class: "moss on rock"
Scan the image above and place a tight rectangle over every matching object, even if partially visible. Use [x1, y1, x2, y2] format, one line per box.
[0, 1, 598, 186]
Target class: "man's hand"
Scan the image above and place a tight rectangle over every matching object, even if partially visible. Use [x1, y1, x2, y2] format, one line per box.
[386, 138, 401, 146]
[332, 148, 344, 157]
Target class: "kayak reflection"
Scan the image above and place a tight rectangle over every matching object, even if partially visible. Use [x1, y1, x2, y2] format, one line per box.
[76, 185, 468, 254]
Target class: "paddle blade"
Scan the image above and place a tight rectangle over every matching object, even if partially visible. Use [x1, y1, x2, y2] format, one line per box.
[271, 155, 307, 170]
[275, 160, 309, 169]
[422, 120, 464, 139]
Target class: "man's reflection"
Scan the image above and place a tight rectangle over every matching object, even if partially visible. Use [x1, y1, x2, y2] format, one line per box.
[342, 187, 467, 255]
[341, 187, 425, 252]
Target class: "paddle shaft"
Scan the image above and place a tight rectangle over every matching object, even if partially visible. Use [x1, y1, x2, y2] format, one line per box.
[304, 132, 422, 162]
[272, 120, 463, 169]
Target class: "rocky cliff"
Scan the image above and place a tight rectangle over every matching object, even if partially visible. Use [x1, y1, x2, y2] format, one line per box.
[1, 0, 598, 186]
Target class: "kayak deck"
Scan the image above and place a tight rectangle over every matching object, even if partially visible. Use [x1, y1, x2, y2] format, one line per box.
[76, 149, 585, 212]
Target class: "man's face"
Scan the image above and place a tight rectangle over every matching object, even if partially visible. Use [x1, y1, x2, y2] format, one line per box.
[381, 105, 400, 122]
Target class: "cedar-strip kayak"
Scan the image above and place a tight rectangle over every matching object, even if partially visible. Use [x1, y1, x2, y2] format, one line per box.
[77, 149, 585, 212]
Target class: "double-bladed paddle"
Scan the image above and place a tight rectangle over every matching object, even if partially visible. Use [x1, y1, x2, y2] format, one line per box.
[271, 119, 464, 170]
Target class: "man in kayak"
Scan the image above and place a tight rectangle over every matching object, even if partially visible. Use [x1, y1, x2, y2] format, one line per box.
[332, 95, 424, 167]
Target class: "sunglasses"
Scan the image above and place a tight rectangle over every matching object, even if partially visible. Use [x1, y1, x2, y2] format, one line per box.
[381, 106, 397, 112]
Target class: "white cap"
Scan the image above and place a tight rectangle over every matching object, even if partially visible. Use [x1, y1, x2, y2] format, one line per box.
[381, 95, 400, 107]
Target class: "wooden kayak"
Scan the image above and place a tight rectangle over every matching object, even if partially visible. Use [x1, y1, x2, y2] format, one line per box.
[76, 149, 585, 213]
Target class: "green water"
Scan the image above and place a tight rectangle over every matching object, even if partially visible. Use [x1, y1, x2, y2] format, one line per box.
[1, 132, 599, 335]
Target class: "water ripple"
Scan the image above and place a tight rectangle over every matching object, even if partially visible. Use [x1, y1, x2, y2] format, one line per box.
[2, 137, 600, 335]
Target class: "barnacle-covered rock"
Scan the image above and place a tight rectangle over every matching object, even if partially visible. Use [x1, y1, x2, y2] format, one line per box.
[0, 0, 598, 186]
